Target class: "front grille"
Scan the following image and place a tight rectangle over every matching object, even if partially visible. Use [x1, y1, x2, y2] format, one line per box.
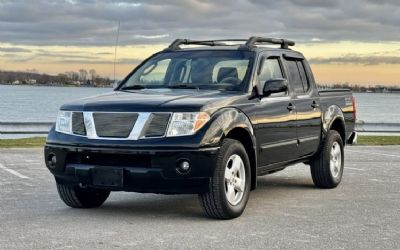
[72, 112, 86, 135]
[93, 113, 138, 138]
[144, 113, 171, 137]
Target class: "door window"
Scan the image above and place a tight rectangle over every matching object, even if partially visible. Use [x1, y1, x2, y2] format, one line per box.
[297, 61, 310, 92]
[285, 59, 305, 94]
[258, 58, 283, 85]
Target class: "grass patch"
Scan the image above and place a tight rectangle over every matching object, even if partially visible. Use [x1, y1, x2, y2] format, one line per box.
[0, 137, 46, 148]
[357, 135, 400, 145]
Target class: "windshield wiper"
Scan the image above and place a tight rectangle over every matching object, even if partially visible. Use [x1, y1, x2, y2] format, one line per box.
[166, 84, 199, 89]
[119, 85, 146, 91]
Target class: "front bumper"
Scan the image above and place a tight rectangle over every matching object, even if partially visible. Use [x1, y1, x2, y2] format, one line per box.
[44, 144, 219, 194]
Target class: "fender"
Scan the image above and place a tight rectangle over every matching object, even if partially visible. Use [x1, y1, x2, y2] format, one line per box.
[322, 105, 345, 139]
[200, 108, 256, 148]
[200, 108, 258, 190]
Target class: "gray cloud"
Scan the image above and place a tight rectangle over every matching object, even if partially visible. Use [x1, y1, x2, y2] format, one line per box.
[55, 58, 142, 65]
[0, 47, 31, 52]
[0, 0, 400, 46]
[310, 56, 400, 65]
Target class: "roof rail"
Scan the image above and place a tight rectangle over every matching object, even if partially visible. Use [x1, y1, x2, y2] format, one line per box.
[244, 36, 295, 49]
[166, 39, 236, 51]
[164, 37, 295, 51]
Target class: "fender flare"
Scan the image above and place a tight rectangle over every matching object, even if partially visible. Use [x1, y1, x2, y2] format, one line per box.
[200, 108, 258, 190]
[322, 105, 345, 138]
[200, 108, 256, 147]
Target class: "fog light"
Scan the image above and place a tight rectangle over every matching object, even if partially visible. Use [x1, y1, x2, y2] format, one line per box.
[176, 160, 190, 174]
[47, 153, 57, 169]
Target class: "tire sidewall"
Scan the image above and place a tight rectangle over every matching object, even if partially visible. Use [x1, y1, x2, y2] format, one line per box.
[325, 131, 344, 185]
[217, 140, 251, 217]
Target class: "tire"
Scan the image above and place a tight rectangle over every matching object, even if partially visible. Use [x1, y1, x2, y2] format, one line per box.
[56, 181, 110, 208]
[310, 130, 344, 188]
[199, 139, 251, 219]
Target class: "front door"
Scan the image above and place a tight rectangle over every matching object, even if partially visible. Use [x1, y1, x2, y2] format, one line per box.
[253, 56, 297, 167]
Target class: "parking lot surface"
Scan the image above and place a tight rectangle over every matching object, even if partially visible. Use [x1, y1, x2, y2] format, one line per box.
[0, 146, 399, 250]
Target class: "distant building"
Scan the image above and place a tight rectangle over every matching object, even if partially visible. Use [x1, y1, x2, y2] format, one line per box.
[26, 79, 37, 84]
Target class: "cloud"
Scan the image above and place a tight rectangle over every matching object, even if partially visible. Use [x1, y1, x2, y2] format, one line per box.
[0, 47, 31, 52]
[0, 0, 400, 46]
[133, 34, 170, 39]
[54, 58, 142, 65]
[309, 55, 400, 65]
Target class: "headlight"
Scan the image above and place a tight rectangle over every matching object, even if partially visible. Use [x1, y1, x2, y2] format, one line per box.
[55, 111, 72, 134]
[166, 112, 210, 137]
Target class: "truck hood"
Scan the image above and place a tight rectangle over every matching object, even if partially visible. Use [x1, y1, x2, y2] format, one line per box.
[61, 88, 245, 113]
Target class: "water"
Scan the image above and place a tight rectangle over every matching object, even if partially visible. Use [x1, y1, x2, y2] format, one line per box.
[0, 85, 399, 123]
[0, 85, 111, 122]
[353, 93, 400, 123]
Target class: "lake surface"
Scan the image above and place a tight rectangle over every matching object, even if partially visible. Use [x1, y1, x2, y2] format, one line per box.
[0, 85, 399, 123]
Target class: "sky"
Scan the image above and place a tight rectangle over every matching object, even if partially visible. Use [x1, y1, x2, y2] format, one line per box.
[0, 0, 400, 86]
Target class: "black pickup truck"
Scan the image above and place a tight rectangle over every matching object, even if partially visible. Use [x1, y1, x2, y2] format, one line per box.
[45, 37, 357, 219]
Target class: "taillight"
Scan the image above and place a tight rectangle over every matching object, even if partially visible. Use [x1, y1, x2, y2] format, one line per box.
[352, 96, 356, 121]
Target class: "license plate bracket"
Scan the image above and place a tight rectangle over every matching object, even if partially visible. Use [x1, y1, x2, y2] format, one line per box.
[92, 168, 123, 187]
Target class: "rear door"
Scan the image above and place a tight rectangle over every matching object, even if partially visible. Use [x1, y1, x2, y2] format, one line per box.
[254, 53, 298, 167]
[284, 56, 322, 157]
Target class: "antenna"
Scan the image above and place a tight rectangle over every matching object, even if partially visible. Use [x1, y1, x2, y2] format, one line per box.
[113, 20, 120, 83]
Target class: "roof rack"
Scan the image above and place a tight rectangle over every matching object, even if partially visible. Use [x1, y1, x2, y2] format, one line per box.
[166, 39, 247, 51]
[165, 37, 295, 51]
[245, 36, 295, 49]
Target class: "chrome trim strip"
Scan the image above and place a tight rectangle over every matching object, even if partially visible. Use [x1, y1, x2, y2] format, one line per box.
[298, 135, 319, 144]
[128, 112, 151, 140]
[260, 139, 298, 150]
[83, 112, 97, 139]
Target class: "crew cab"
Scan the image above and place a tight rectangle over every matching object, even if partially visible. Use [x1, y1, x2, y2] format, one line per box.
[44, 37, 357, 219]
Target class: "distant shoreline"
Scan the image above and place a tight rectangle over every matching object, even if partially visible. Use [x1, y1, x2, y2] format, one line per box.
[1, 83, 399, 94]
[0, 83, 113, 88]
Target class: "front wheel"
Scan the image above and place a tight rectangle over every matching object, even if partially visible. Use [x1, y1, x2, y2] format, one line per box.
[56, 181, 110, 208]
[310, 130, 344, 188]
[199, 139, 251, 219]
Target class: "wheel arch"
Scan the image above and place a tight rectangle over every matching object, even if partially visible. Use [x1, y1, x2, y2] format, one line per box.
[322, 105, 346, 145]
[225, 127, 257, 190]
[201, 108, 257, 190]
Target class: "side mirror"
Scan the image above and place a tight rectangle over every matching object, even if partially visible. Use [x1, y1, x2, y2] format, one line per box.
[263, 78, 288, 97]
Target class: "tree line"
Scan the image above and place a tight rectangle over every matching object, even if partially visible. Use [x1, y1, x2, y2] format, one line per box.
[0, 69, 113, 87]
[317, 83, 400, 92]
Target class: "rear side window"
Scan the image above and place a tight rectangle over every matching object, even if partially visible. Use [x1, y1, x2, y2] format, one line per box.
[297, 61, 310, 92]
[285, 60, 304, 94]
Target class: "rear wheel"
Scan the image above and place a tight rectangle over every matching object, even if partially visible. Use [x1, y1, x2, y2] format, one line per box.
[199, 139, 251, 219]
[310, 130, 344, 188]
[56, 181, 110, 208]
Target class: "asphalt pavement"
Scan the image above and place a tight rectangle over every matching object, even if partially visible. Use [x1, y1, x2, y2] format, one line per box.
[0, 146, 399, 250]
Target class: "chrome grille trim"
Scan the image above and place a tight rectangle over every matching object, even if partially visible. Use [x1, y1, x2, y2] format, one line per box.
[83, 112, 97, 139]
[127, 112, 151, 140]
[74, 111, 171, 140]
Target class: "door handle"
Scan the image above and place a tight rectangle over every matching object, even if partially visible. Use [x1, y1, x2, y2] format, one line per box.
[311, 101, 320, 109]
[287, 103, 295, 111]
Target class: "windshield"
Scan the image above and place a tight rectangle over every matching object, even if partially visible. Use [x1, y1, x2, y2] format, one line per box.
[118, 50, 254, 91]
